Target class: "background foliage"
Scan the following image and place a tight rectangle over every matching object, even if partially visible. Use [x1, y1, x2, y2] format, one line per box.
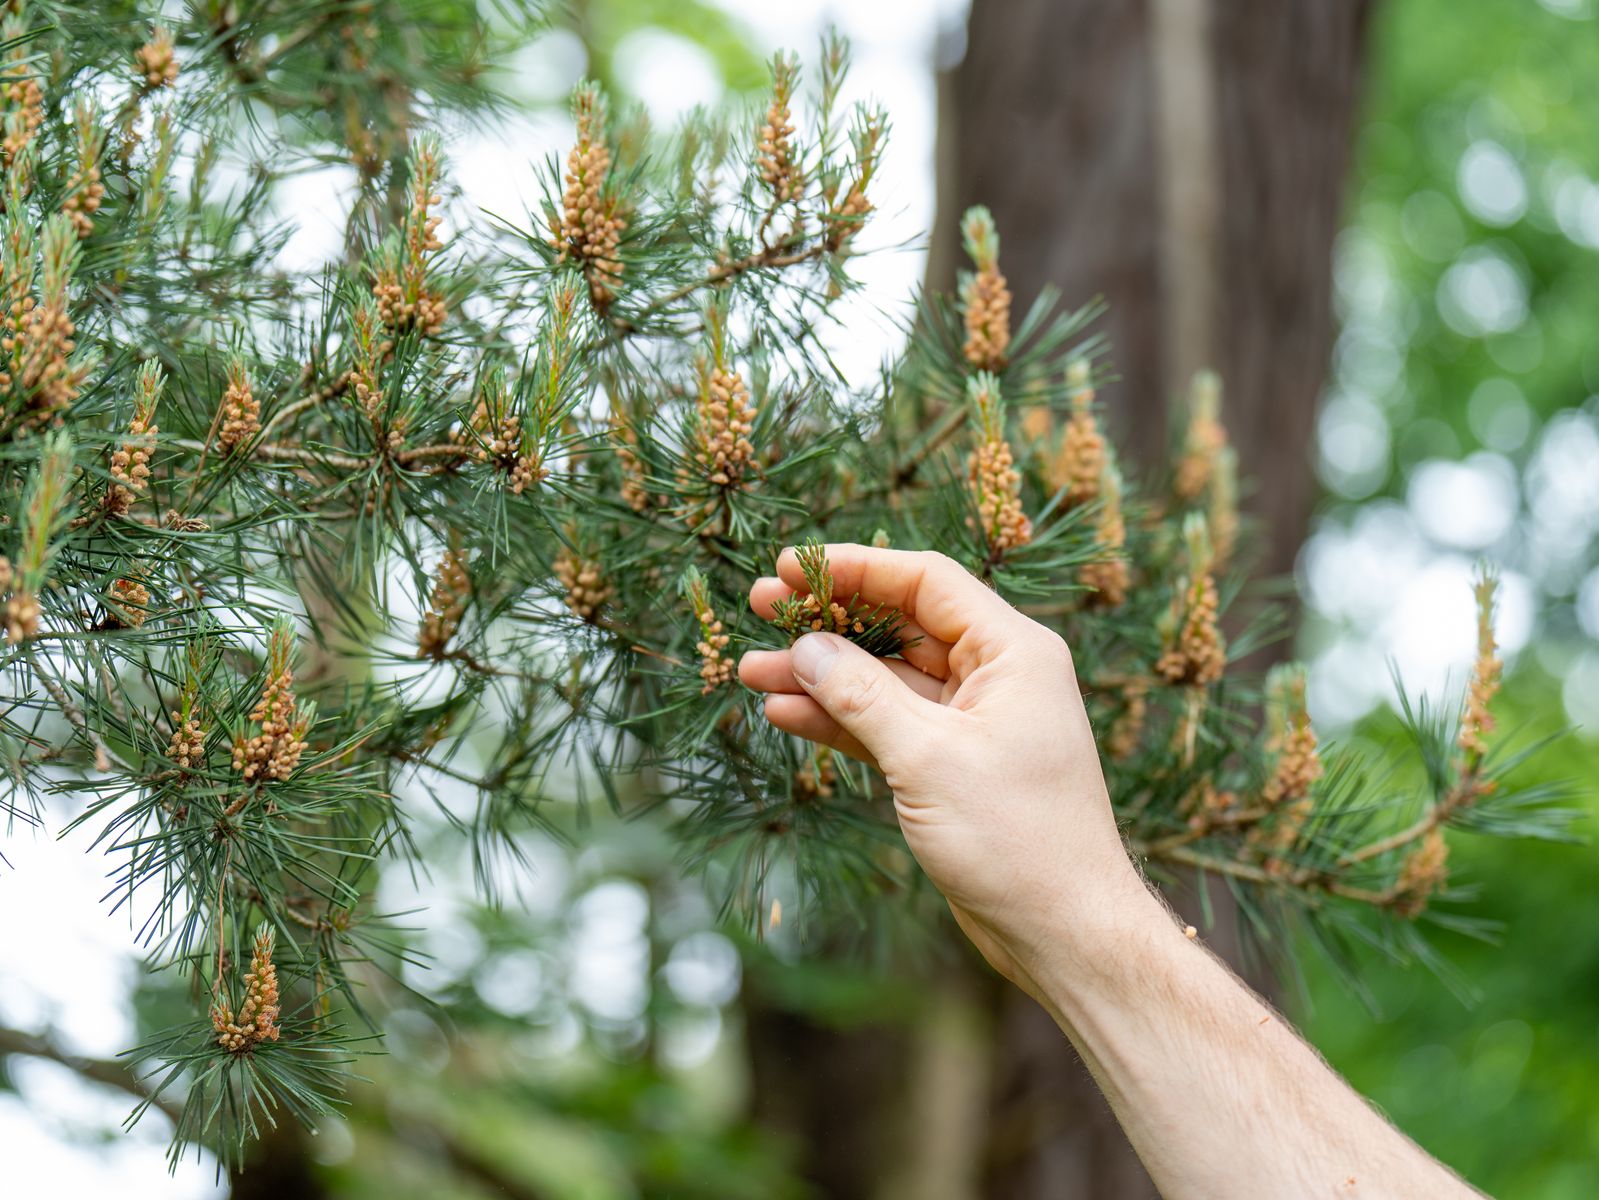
[1296, 2, 1599, 1196]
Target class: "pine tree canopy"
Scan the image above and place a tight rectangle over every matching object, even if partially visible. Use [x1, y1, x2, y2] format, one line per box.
[0, 1, 1577, 1172]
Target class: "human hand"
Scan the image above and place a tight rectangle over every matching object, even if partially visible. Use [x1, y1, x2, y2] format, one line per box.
[739, 544, 1151, 988]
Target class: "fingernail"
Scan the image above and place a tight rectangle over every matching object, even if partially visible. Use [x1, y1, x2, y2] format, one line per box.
[791, 634, 840, 687]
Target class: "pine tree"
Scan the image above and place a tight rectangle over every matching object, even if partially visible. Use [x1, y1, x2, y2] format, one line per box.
[0, 3, 1575, 1173]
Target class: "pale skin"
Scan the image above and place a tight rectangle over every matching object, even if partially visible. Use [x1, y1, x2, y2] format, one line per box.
[739, 543, 1483, 1200]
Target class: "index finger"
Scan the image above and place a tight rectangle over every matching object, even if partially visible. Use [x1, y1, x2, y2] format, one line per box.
[774, 544, 1023, 645]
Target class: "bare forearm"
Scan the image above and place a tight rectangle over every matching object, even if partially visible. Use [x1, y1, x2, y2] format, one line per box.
[739, 547, 1485, 1197]
[1016, 870, 1482, 1200]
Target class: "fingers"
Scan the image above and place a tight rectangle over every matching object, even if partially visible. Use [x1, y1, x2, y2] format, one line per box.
[748, 576, 795, 619]
[743, 642, 947, 765]
[761, 693, 875, 765]
[774, 544, 1023, 646]
[740, 648, 946, 703]
[783, 632, 942, 763]
[749, 576, 952, 678]
[893, 621, 953, 679]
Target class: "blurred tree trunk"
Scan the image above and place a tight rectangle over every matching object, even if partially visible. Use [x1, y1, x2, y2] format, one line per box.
[230, 1122, 328, 1200]
[745, 993, 915, 1199]
[931, 1, 1377, 1196]
[934, 0, 1374, 584]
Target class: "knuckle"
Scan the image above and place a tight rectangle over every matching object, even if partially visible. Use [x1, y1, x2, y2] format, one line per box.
[1031, 626, 1075, 671]
[919, 550, 974, 594]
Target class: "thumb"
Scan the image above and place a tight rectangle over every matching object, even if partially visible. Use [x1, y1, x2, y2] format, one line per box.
[789, 633, 926, 760]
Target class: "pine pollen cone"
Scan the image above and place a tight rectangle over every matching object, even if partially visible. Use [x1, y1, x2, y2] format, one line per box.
[757, 69, 802, 203]
[418, 548, 470, 658]
[217, 363, 261, 453]
[134, 29, 179, 89]
[1183, 778, 1236, 826]
[1263, 722, 1323, 808]
[167, 710, 206, 770]
[232, 638, 308, 783]
[108, 412, 158, 515]
[1175, 411, 1227, 503]
[1078, 467, 1127, 607]
[1054, 392, 1105, 508]
[792, 593, 867, 637]
[2, 554, 33, 642]
[211, 928, 282, 1054]
[695, 364, 756, 488]
[372, 268, 447, 337]
[3, 590, 40, 643]
[968, 435, 1032, 553]
[463, 399, 547, 495]
[961, 263, 1011, 372]
[555, 90, 626, 309]
[1391, 828, 1449, 918]
[1079, 556, 1129, 609]
[63, 162, 105, 238]
[1458, 574, 1502, 761]
[691, 588, 734, 693]
[795, 748, 837, 800]
[12, 301, 85, 426]
[106, 577, 151, 628]
[556, 549, 611, 622]
[1, 65, 43, 166]
[1155, 574, 1226, 686]
[613, 418, 651, 512]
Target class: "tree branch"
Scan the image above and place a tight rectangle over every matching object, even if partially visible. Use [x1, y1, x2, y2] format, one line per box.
[609, 239, 827, 335]
[1132, 840, 1391, 908]
[0, 1026, 184, 1126]
[1339, 777, 1478, 867]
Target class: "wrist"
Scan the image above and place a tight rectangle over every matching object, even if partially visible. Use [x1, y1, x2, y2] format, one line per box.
[994, 843, 1172, 992]
[1029, 873, 1199, 1046]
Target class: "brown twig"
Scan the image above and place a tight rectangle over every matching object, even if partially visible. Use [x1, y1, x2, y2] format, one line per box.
[438, 648, 519, 678]
[174, 433, 468, 477]
[1338, 777, 1478, 867]
[1142, 804, 1272, 856]
[28, 652, 114, 772]
[259, 388, 330, 440]
[391, 747, 501, 792]
[1134, 840, 1389, 908]
[595, 618, 684, 667]
[902, 405, 969, 478]
[394, 442, 470, 467]
[171, 437, 368, 472]
[609, 239, 826, 335]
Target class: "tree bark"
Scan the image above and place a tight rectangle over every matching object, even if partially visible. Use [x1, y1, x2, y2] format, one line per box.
[935, 1, 1376, 1195]
[942, 0, 1373, 583]
[1208, 0, 1377, 581]
[229, 1122, 330, 1200]
[744, 984, 915, 1199]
